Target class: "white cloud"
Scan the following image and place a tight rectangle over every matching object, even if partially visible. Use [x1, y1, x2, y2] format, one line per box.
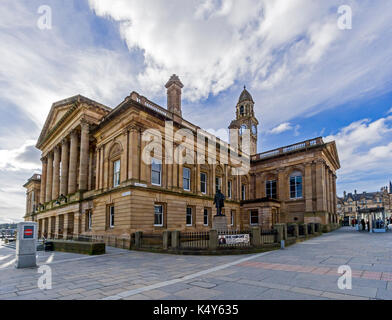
[0, 140, 41, 172]
[88, 0, 392, 131]
[325, 116, 392, 190]
[269, 122, 293, 134]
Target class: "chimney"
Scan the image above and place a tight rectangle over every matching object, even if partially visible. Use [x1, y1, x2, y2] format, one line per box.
[165, 74, 184, 117]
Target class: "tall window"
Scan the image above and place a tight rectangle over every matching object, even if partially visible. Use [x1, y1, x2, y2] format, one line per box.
[240, 106, 244, 116]
[183, 168, 191, 191]
[250, 211, 258, 225]
[113, 160, 121, 187]
[228, 181, 232, 199]
[154, 205, 163, 227]
[87, 210, 92, 230]
[109, 205, 115, 228]
[203, 208, 209, 226]
[186, 207, 193, 226]
[151, 158, 162, 186]
[241, 184, 246, 201]
[290, 172, 303, 199]
[266, 180, 277, 199]
[200, 173, 207, 194]
[216, 177, 221, 193]
[230, 210, 235, 226]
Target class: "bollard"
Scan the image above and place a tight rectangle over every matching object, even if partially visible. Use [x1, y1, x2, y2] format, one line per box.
[171, 231, 180, 249]
[251, 227, 262, 247]
[209, 230, 218, 250]
[280, 240, 285, 249]
[163, 231, 171, 250]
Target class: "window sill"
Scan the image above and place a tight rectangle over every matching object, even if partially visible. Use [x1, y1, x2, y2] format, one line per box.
[152, 183, 162, 187]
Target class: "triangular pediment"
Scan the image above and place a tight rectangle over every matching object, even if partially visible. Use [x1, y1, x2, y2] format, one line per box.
[36, 97, 80, 149]
[36, 95, 112, 149]
[325, 141, 341, 170]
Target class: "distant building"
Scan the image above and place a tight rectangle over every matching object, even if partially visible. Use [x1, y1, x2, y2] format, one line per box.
[337, 185, 392, 222]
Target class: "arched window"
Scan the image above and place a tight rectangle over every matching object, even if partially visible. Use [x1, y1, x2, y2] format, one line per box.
[290, 171, 303, 199]
[240, 105, 244, 116]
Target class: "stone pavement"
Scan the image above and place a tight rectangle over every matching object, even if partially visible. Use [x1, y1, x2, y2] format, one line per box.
[1, 227, 392, 300]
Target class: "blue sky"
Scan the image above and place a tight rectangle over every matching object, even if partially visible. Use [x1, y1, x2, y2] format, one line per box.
[0, 0, 391, 223]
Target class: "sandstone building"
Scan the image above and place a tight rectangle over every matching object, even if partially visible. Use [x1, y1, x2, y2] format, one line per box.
[337, 185, 392, 222]
[24, 75, 340, 239]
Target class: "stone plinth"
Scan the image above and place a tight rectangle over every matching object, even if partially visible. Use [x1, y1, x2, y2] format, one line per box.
[212, 215, 228, 232]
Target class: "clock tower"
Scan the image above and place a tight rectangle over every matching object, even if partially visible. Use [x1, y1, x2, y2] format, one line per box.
[228, 86, 259, 155]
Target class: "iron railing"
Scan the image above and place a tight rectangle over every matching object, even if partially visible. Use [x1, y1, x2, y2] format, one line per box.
[299, 224, 305, 236]
[180, 232, 209, 249]
[287, 225, 296, 238]
[261, 229, 277, 244]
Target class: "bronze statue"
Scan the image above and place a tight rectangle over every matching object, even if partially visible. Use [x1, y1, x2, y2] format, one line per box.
[213, 189, 225, 216]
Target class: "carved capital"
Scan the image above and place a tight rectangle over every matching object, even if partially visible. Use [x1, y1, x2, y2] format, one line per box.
[61, 137, 69, 145]
[80, 120, 90, 131]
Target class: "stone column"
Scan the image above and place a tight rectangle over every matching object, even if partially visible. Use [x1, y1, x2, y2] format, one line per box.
[48, 217, 52, 238]
[305, 163, 313, 212]
[211, 165, 216, 196]
[45, 152, 53, 203]
[316, 160, 327, 212]
[79, 121, 89, 191]
[40, 157, 47, 204]
[277, 169, 286, 220]
[74, 213, 81, 236]
[54, 215, 59, 239]
[96, 147, 101, 190]
[52, 146, 61, 200]
[63, 214, 69, 240]
[68, 130, 79, 194]
[129, 128, 140, 181]
[60, 138, 69, 196]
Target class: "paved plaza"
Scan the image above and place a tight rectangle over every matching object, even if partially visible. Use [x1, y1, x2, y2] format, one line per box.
[1, 227, 392, 300]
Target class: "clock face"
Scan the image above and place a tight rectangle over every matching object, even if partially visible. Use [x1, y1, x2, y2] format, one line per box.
[252, 124, 257, 135]
[240, 124, 247, 136]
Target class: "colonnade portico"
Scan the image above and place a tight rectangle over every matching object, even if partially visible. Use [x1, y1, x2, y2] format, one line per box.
[38, 122, 90, 239]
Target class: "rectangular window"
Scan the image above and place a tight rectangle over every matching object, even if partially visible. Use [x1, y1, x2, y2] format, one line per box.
[151, 158, 162, 186]
[200, 173, 207, 194]
[216, 177, 221, 193]
[113, 160, 121, 187]
[109, 205, 115, 228]
[154, 205, 163, 227]
[250, 210, 259, 225]
[183, 167, 191, 191]
[290, 175, 303, 199]
[228, 181, 232, 199]
[203, 208, 209, 226]
[266, 180, 277, 199]
[241, 185, 246, 201]
[186, 207, 193, 226]
[87, 210, 92, 230]
[230, 210, 235, 226]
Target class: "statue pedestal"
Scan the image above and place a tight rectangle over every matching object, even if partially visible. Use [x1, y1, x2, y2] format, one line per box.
[212, 215, 228, 232]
